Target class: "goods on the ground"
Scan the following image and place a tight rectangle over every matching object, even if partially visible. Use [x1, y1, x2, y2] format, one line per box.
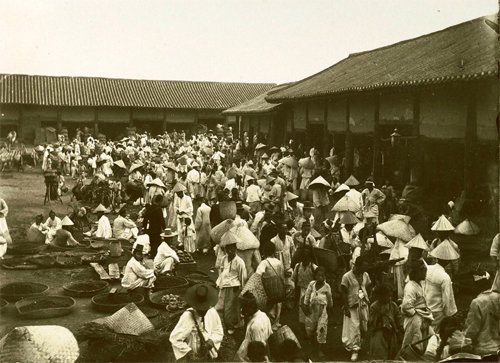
[153, 275, 188, 291]
[92, 292, 144, 313]
[0, 282, 49, 302]
[176, 250, 194, 263]
[55, 255, 81, 268]
[63, 280, 109, 297]
[15, 296, 75, 319]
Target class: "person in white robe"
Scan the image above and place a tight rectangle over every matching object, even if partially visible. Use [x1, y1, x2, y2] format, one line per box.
[236, 292, 273, 361]
[174, 186, 193, 234]
[121, 244, 156, 290]
[112, 208, 139, 240]
[186, 162, 202, 199]
[93, 204, 112, 239]
[44, 210, 62, 244]
[154, 230, 180, 274]
[0, 198, 12, 246]
[194, 200, 211, 254]
[170, 284, 224, 361]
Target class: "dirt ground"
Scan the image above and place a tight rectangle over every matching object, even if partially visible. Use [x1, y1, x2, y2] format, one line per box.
[0, 166, 497, 362]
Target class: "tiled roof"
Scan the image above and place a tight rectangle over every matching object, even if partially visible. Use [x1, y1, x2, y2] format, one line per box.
[0, 74, 276, 110]
[267, 15, 498, 102]
[222, 84, 291, 115]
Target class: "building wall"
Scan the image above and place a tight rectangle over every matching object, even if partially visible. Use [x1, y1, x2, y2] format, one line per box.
[0, 104, 226, 143]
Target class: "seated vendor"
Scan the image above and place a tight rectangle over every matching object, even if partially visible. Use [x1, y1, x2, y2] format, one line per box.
[51, 216, 83, 247]
[154, 228, 180, 274]
[27, 214, 48, 243]
[93, 204, 112, 239]
[121, 244, 156, 290]
[113, 207, 139, 240]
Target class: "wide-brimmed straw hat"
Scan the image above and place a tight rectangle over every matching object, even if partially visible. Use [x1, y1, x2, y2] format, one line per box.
[160, 228, 178, 238]
[172, 182, 187, 193]
[344, 175, 360, 187]
[284, 192, 299, 202]
[308, 176, 330, 189]
[431, 215, 455, 232]
[147, 178, 166, 188]
[338, 211, 359, 225]
[184, 284, 218, 311]
[332, 195, 360, 212]
[405, 233, 430, 251]
[93, 204, 110, 213]
[454, 219, 480, 236]
[129, 162, 144, 173]
[61, 216, 74, 226]
[429, 239, 460, 260]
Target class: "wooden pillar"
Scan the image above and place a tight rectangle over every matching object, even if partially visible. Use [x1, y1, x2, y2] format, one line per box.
[305, 102, 310, 150]
[372, 93, 381, 181]
[464, 86, 478, 198]
[345, 97, 353, 176]
[410, 93, 423, 185]
[57, 110, 62, 132]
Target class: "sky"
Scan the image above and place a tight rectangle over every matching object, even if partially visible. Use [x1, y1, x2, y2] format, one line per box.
[0, 0, 497, 84]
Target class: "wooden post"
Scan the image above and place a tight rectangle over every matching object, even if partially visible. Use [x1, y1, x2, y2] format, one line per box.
[464, 85, 478, 199]
[345, 97, 353, 177]
[372, 93, 381, 181]
[163, 110, 168, 132]
[305, 102, 310, 150]
[411, 93, 423, 185]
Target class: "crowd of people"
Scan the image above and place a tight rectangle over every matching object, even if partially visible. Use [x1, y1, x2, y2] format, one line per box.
[1, 126, 499, 362]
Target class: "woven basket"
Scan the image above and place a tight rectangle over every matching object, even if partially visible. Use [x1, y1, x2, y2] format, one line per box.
[1, 257, 39, 270]
[0, 326, 79, 363]
[262, 274, 286, 304]
[149, 288, 186, 309]
[91, 292, 145, 313]
[15, 295, 75, 319]
[63, 280, 109, 297]
[55, 255, 82, 268]
[241, 273, 267, 310]
[153, 275, 189, 291]
[268, 325, 301, 359]
[7, 243, 45, 256]
[182, 271, 216, 287]
[0, 282, 49, 302]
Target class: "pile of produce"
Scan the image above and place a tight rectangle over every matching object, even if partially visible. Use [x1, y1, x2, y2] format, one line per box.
[159, 294, 187, 311]
[177, 250, 194, 263]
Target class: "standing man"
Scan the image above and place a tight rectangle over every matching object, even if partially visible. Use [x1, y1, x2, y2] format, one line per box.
[425, 240, 458, 329]
[143, 194, 166, 257]
[173, 183, 193, 234]
[245, 177, 262, 214]
[361, 177, 385, 224]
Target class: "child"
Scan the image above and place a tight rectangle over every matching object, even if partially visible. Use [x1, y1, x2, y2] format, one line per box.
[302, 266, 333, 359]
[292, 247, 317, 325]
[367, 283, 402, 360]
[179, 216, 196, 253]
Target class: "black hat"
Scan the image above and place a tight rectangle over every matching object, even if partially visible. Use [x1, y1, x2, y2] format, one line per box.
[184, 284, 218, 311]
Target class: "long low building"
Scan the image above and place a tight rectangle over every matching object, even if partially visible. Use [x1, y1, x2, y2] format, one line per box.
[227, 14, 499, 208]
[0, 75, 275, 142]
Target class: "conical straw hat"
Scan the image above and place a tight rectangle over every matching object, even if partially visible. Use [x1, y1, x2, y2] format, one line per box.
[255, 143, 267, 150]
[308, 176, 330, 188]
[429, 239, 460, 260]
[375, 232, 394, 248]
[389, 214, 412, 224]
[172, 182, 187, 193]
[285, 192, 299, 202]
[338, 211, 359, 225]
[344, 175, 360, 187]
[113, 160, 126, 169]
[405, 233, 430, 251]
[377, 219, 415, 242]
[332, 194, 361, 212]
[147, 178, 166, 188]
[61, 216, 74, 226]
[129, 162, 144, 173]
[334, 183, 350, 193]
[431, 215, 455, 232]
[93, 204, 110, 213]
[454, 219, 480, 236]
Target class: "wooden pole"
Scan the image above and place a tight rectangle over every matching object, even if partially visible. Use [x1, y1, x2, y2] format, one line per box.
[94, 108, 99, 136]
[324, 99, 329, 156]
[345, 97, 353, 177]
[372, 93, 380, 181]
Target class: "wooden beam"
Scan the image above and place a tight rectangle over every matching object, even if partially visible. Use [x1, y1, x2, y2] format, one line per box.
[345, 97, 353, 177]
